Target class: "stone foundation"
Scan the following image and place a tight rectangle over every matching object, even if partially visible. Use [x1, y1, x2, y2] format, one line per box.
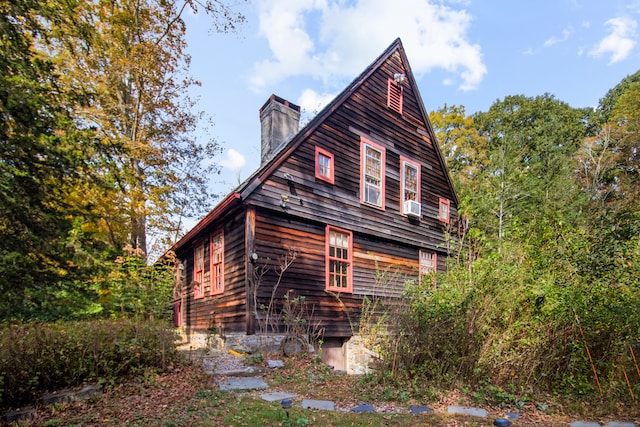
[177, 328, 376, 374]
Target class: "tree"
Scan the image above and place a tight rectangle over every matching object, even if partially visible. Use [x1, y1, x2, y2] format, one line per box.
[429, 104, 488, 188]
[472, 94, 587, 244]
[49, 0, 245, 259]
[0, 0, 99, 319]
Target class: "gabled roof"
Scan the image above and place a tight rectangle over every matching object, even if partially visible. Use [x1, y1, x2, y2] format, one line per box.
[170, 37, 458, 253]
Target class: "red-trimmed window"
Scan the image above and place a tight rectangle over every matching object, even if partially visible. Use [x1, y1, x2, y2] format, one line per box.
[387, 78, 403, 114]
[210, 231, 224, 295]
[419, 250, 437, 285]
[401, 157, 421, 215]
[360, 138, 386, 209]
[173, 263, 183, 327]
[315, 146, 334, 184]
[326, 226, 353, 293]
[439, 197, 450, 223]
[194, 243, 205, 299]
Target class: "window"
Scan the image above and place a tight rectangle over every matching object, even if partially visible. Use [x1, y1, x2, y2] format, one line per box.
[210, 231, 224, 295]
[420, 250, 437, 286]
[387, 78, 403, 114]
[326, 226, 353, 293]
[173, 263, 184, 327]
[360, 139, 386, 209]
[194, 243, 205, 299]
[315, 146, 334, 184]
[439, 198, 450, 223]
[401, 157, 421, 216]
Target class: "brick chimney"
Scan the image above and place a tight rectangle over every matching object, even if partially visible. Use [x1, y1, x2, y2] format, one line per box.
[259, 95, 301, 165]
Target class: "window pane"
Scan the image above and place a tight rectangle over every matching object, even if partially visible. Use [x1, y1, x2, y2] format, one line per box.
[319, 153, 330, 177]
[327, 228, 351, 291]
[404, 162, 418, 201]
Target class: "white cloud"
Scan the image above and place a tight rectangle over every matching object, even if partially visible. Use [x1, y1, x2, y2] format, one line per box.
[588, 16, 637, 64]
[544, 27, 574, 47]
[297, 88, 338, 124]
[250, 0, 486, 92]
[298, 89, 336, 115]
[220, 148, 246, 170]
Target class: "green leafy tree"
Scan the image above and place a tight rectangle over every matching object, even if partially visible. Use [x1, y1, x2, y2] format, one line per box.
[0, 0, 100, 320]
[473, 94, 587, 244]
[429, 104, 488, 188]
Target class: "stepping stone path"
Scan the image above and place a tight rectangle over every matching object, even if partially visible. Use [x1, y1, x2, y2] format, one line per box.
[218, 377, 270, 391]
[260, 391, 298, 402]
[301, 399, 335, 411]
[208, 354, 637, 426]
[448, 405, 488, 418]
[351, 403, 375, 412]
[410, 405, 433, 414]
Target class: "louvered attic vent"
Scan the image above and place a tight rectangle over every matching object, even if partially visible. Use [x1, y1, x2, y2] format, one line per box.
[387, 78, 403, 114]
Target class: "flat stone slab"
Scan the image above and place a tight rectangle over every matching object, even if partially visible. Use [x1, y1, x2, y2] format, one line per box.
[570, 422, 602, 427]
[267, 360, 285, 369]
[410, 404, 433, 414]
[215, 367, 265, 377]
[260, 391, 298, 402]
[301, 399, 335, 411]
[605, 423, 636, 427]
[218, 377, 269, 391]
[448, 405, 488, 418]
[351, 403, 374, 412]
[505, 411, 520, 420]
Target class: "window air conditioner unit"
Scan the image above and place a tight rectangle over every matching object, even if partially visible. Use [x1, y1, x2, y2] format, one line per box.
[403, 200, 421, 218]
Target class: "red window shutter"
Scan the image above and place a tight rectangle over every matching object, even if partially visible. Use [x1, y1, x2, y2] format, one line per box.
[387, 79, 403, 114]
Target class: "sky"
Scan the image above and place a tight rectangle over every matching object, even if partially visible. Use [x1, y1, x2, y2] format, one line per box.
[182, 0, 640, 205]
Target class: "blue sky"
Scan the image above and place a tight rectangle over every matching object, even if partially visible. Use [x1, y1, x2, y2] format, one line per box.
[182, 0, 640, 202]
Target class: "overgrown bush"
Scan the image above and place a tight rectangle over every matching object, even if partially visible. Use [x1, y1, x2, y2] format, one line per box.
[0, 319, 181, 408]
[388, 226, 640, 400]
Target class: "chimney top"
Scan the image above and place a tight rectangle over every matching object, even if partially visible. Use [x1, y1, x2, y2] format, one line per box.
[260, 94, 301, 115]
[259, 95, 301, 166]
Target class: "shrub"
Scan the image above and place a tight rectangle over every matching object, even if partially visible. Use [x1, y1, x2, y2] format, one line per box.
[0, 319, 180, 408]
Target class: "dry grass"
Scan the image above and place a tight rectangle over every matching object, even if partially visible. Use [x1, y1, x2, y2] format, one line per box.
[7, 353, 639, 427]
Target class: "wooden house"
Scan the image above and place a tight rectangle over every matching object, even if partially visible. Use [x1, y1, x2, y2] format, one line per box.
[169, 38, 458, 366]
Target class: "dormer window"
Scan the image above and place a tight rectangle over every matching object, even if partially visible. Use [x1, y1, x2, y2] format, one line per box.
[387, 78, 403, 114]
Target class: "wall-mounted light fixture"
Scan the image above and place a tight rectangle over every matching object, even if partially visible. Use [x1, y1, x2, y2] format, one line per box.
[394, 73, 405, 83]
[250, 252, 259, 263]
[280, 194, 289, 209]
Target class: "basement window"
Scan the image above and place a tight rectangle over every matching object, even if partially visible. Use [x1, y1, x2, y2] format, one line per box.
[387, 78, 403, 114]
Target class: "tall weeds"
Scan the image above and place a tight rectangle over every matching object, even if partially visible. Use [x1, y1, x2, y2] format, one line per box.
[0, 319, 180, 409]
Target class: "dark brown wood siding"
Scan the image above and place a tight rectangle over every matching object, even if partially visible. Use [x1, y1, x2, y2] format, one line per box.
[247, 49, 455, 290]
[250, 207, 440, 337]
[174, 207, 248, 334]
